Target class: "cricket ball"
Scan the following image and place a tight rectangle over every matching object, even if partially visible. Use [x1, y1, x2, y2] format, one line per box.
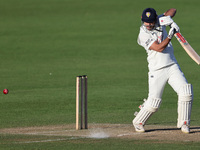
[3, 89, 9, 94]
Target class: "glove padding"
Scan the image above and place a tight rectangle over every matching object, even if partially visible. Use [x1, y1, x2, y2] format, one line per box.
[168, 27, 176, 39]
[171, 22, 180, 33]
[159, 16, 174, 26]
[167, 22, 180, 39]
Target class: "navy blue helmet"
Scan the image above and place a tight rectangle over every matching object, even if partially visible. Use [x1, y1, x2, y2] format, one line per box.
[141, 8, 157, 23]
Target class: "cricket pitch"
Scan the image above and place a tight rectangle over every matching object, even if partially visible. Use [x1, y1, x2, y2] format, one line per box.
[0, 124, 200, 143]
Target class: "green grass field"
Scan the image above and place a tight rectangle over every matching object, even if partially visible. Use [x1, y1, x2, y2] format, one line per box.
[0, 0, 200, 149]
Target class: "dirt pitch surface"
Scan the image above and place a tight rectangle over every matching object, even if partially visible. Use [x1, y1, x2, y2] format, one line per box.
[0, 124, 200, 142]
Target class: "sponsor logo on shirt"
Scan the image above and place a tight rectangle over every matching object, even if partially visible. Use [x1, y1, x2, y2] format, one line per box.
[145, 39, 154, 47]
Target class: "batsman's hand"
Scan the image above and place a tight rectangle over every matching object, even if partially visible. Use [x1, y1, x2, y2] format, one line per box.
[159, 16, 174, 26]
[171, 22, 180, 33]
[168, 27, 176, 39]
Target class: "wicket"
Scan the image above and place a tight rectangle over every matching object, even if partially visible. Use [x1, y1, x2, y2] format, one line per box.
[76, 75, 88, 130]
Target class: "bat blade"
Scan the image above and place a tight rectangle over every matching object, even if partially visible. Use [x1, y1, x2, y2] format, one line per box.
[175, 33, 200, 65]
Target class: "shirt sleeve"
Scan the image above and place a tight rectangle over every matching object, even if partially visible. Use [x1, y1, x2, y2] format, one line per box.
[137, 30, 156, 51]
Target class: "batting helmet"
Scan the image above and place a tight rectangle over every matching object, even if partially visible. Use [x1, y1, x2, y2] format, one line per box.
[141, 8, 157, 23]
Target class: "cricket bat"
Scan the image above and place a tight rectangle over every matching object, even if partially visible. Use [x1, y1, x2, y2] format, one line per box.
[174, 33, 200, 65]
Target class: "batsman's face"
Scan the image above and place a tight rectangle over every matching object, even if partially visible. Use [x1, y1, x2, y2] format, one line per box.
[143, 22, 156, 30]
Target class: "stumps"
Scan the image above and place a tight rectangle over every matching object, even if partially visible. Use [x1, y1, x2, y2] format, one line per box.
[76, 75, 88, 130]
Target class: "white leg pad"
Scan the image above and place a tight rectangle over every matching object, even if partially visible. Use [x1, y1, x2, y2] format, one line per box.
[177, 84, 193, 128]
[133, 98, 162, 125]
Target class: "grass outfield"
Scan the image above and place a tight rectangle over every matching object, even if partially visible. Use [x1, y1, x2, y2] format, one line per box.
[0, 0, 200, 149]
[0, 134, 200, 150]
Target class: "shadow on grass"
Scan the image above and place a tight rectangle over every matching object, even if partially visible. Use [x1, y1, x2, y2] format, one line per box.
[145, 126, 200, 134]
[190, 127, 200, 133]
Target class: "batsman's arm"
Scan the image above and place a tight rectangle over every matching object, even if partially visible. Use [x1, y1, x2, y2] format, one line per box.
[149, 27, 176, 52]
[164, 8, 177, 18]
[149, 38, 171, 52]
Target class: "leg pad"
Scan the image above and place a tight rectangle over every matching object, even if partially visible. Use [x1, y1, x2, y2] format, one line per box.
[177, 84, 193, 128]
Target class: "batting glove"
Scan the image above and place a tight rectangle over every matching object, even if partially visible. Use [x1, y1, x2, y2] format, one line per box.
[168, 27, 176, 39]
[159, 16, 174, 26]
[171, 22, 180, 33]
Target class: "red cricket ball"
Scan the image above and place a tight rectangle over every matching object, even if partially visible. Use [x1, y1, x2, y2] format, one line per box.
[3, 89, 9, 94]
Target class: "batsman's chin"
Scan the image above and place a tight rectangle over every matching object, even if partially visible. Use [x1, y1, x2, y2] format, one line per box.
[146, 27, 153, 31]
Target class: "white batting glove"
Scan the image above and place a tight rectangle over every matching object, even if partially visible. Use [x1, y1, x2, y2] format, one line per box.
[168, 27, 176, 39]
[171, 22, 180, 33]
[159, 16, 174, 26]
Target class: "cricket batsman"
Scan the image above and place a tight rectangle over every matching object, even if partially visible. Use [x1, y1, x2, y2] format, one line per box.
[132, 8, 193, 133]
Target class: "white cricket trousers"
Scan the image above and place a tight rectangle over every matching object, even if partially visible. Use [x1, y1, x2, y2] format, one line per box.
[148, 63, 188, 99]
